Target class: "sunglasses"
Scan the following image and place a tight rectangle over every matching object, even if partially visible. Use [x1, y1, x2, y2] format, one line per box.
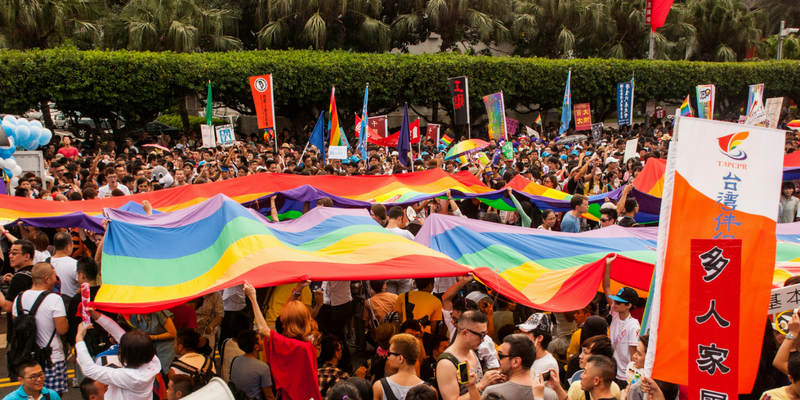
[465, 328, 488, 341]
[387, 351, 402, 358]
[497, 352, 518, 360]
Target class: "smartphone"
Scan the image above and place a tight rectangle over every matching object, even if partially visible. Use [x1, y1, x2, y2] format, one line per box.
[457, 362, 469, 384]
[542, 371, 551, 381]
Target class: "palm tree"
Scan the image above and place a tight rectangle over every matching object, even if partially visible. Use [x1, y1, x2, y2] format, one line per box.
[511, 0, 604, 58]
[254, 0, 390, 51]
[669, 0, 763, 62]
[752, 0, 800, 36]
[424, 0, 512, 51]
[110, 0, 242, 53]
[0, 0, 103, 49]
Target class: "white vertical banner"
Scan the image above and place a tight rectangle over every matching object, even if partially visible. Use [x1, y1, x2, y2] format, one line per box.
[765, 97, 784, 129]
[200, 125, 216, 148]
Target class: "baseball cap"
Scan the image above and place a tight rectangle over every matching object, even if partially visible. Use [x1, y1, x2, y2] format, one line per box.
[609, 287, 639, 306]
[571, 150, 579, 155]
[605, 156, 619, 165]
[560, 155, 568, 161]
[391, 151, 399, 156]
[517, 313, 552, 333]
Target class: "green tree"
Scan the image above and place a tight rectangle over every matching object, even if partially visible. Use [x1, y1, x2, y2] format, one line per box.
[0, 0, 103, 49]
[254, 0, 391, 51]
[752, 0, 800, 36]
[511, 0, 604, 58]
[109, 0, 242, 52]
[669, 0, 764, 62]
[424, 0, 512, 52]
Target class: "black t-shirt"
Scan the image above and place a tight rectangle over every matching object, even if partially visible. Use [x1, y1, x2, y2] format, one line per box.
[618, 215, 638, 228]
[66, 285, 117, 350]
[6, 265, 34, 338]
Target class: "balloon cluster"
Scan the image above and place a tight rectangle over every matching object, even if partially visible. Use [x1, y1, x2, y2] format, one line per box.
[0, 115, 53, 180]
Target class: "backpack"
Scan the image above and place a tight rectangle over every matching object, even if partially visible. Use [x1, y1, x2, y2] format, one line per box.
[7, 291, 56, 379]
[171, 355, 215, 390]
[227, 356, 256, 400]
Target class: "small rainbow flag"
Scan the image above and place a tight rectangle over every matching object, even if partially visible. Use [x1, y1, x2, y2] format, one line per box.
[535, 113, 542, 125]
[440, 134, 453, 146]
[679, 95, 692, 117]
[328, 87, 341, 146]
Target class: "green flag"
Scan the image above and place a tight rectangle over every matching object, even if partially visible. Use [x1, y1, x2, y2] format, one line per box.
[502, 141, 513, 159]
[206, 81, 212, 126]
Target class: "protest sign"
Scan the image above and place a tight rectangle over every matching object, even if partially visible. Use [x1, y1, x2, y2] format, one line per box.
[765, 97, 784, 129]
[201, 125, 216, 148]
[328, 145, 347, 160]
[448, 77, 469, 125]
[215, 124, 235, 145]
[617, 83, 633, 126]
[573, 103, 592, 131]
[624, 138, 638, 162]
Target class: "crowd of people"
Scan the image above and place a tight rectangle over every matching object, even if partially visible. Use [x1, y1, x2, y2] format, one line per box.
[2, 111, 800, 400]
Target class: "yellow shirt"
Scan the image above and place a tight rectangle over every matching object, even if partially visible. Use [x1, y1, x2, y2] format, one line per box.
[265, 284, 312, 328]
[394, 290, 443, 324]
[568, 381, 620, 400]
[760, 387, 792, 400]
[568, 329, 582, 359]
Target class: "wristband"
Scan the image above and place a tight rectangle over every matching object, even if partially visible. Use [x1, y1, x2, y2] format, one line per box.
[787, 332, 797, 341]
[292, 290, 302, 297]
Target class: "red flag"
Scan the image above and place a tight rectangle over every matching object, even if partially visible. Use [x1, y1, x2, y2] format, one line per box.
[650, 0, 674, 31]
[426, 124, 440, 142]
[410, 119, 421, 144]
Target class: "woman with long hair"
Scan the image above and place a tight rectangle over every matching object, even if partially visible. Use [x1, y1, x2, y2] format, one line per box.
[76, 309, 161, 400]
[243, 281, 322, 400]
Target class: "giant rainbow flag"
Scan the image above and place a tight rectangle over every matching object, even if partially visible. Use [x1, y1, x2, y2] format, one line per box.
[415, 213, 800, 312]
[93, 194, 534, 314]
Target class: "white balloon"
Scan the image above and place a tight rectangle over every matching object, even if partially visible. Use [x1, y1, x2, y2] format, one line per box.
[11, 165, 22, 176]
[4, 158, 17, 170]
[29, 120, 42, 129]
[15, 119, 29, 128]
[2, 115, 16, 125]
[9, 176, 19, 190]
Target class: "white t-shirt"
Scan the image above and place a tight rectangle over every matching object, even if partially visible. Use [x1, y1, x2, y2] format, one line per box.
[610, 310, 641, 380]
[12, 290, 67, 362]
[532, 352, 559, 377]
[98, 183, 131, 198]
[51, 256, 79, 298]
[33, 250, 51, 264]
[386, 227, 415, 240]
[322, 281, 352, 306]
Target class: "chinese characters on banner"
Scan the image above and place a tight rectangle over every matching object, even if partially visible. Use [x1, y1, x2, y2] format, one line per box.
[696, 84, 716, 120]
[688, 239, 740, 400]
[448, 77, 470, 126]
[426, 124, 440, 143]
[573, 103, 592, 131]
[646, 0, 653, 23]
[248, 75, 276, 138]
[483, 92, 507, 141]
[769, 284, 800, 325]
[505, 118, 519, 136]
[765, 98, 784, 129]
[645, 118, 783, 393]
[617, 82, 633, 126]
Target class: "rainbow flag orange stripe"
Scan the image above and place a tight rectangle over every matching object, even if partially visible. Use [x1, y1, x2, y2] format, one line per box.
[328, 87, 341, 146]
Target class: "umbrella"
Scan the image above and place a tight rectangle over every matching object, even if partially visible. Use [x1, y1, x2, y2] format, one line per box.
[444, 139, 489, 160]
[788, 120, 800, 131]
[141, 143, 170, 151]
[556, 134, 587, 144]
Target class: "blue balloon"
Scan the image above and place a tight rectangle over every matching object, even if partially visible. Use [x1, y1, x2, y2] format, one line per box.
[14, 125, 30, 144]
[3, 168, 11, 178]
[24, 138, 39, 151]
[2, 115, 16, 125]
[29, 120, 42, 129]
[28, 126, 41, 142]
[15, 119, 29, 128]
[39, 128, 52, 146]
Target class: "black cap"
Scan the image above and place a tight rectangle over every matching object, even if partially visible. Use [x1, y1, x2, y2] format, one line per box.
[609, 287, 639, 306]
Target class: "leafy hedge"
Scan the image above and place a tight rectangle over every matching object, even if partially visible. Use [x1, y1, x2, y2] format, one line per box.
[1, 49, 799, 135]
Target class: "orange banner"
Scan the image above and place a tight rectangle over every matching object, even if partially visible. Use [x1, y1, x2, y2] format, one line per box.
[249, 75, 275, 131]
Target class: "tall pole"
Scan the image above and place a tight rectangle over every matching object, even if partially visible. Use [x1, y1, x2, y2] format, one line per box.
[778, 20, 785, 61]
[649, 29, 655, 60]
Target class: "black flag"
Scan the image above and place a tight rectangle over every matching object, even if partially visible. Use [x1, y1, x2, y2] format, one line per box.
[448, 77, 470, 126]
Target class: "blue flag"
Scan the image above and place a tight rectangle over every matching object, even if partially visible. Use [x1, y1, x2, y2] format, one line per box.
[398, 103, 411, 168]
[559, 70, 572, 136]
[360, 84, 369, 162]
[617, 82, 633, 126]
[309, 111, 326, 165]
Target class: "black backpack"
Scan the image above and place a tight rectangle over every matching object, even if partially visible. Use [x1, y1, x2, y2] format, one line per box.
[171, 355, 215, 391]
[7, 291, 56, 379]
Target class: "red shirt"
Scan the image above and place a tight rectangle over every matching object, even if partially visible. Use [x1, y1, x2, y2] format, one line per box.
[168, 304, 198, 330]
[265, 332, 321, 400]
[58, 146, 80, 159]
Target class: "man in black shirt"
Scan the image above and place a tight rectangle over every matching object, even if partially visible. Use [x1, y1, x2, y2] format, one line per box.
[0, 239, 36, 342]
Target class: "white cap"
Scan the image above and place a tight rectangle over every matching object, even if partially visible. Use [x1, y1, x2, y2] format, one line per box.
[605, 156, 619, 165]
[391, 151, 399, 156]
